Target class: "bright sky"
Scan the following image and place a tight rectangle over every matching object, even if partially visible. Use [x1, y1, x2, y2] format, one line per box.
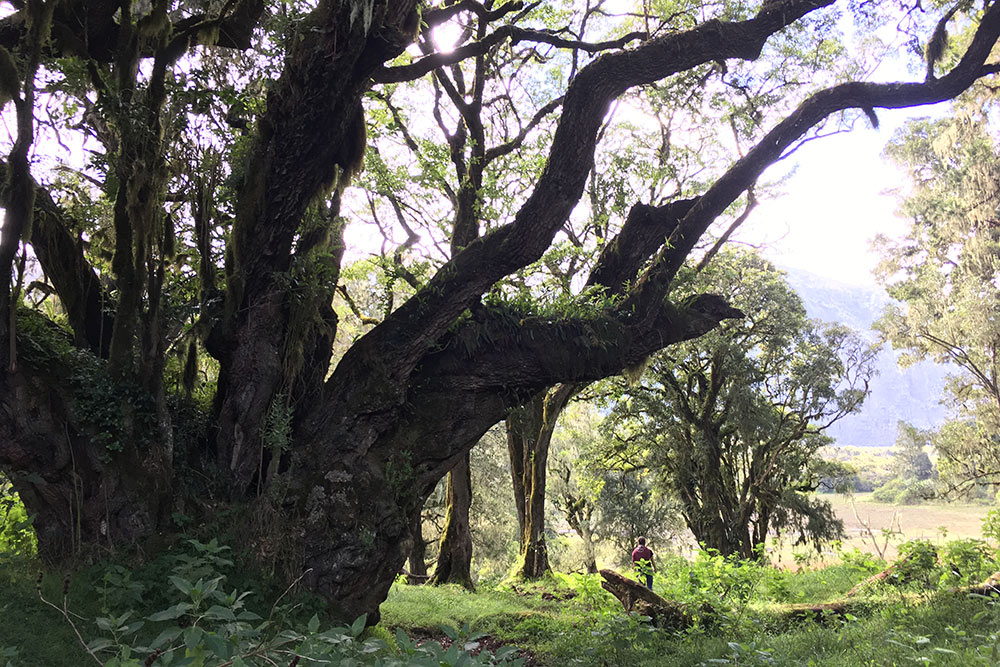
[739, 123, 912, 287]
[738, 16, 951, 288]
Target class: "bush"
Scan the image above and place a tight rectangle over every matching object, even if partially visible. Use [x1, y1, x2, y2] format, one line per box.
[0, 476, 35, 559]
[938, 538, 995, 587]
[892, 539, 939, 588]
[29, 538, 526, 667]
[871, 477, 936, 504]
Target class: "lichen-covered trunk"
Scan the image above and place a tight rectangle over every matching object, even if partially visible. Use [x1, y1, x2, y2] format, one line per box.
[0, 362, 171, 561]
[506, 385, 577, 580]
[507, 393, 548, 579]
[429, 453, 475, 590]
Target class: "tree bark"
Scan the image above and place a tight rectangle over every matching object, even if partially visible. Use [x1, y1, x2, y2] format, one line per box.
[599, 569, 706, 629]
[406, 508, 429, 585]
[3, 0, 1000, 629]
[429, 453, 475, 590]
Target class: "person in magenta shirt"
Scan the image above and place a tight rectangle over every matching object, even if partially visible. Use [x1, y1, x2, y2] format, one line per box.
[631, 536, 655, 590]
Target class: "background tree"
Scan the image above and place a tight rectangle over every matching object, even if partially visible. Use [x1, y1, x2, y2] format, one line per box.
[876, 87, 1000, 493]
[550, 402, 607, 574]
[2, 0, 999, 624]
[892, 421, 935, 481]
[606, 250, 876, 558]
[871, 420, 938, 503]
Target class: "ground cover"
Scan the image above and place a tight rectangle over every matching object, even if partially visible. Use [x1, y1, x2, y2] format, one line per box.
[3, 523, 1000, 666]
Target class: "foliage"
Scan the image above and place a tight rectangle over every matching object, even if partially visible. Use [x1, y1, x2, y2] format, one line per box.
[469, 428, 520, 580]
[891, 422, 936, 482]
[871, 477, 937, 504]
[4, 0, 1000, 627]
[871, 421, 939, 503]
[876, 90, 1000, 493]
[605, 249, 876, 558]
[21, 540, 526, 667]
[0, 476, 35, 559]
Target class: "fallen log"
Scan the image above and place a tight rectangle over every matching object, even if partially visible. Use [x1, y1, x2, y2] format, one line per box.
[846, 562, 898, 597]
[961, 571, 1000, 597]
[598, 569, 711, 629]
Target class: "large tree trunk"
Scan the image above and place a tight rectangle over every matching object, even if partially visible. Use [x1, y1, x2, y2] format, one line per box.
[428, 454, 475, 589]
[506, 384, 577, 579]
[1, 354, 171, 561]
[2, 0, 994, 630]
[507, 393, 549, 579]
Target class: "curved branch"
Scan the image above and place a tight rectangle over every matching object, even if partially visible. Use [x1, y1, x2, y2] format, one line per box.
[423, 0, 525, 30]
[332, 0, 837, 414]
[627, 1, 1000, 321]
[374, 25, 649, 84]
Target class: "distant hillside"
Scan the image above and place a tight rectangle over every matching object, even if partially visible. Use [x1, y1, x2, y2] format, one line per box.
[782, 268, 950, 448]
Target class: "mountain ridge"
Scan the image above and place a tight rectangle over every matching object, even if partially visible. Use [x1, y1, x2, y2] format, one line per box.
[781, 267, 949, 447]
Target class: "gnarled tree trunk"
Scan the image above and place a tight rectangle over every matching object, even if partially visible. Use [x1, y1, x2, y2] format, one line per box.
[429, 453, 475, 589]
[2, 0, 996, 628]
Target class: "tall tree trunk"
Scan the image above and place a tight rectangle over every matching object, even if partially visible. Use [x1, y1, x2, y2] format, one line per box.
[506, 384, 576, 579]
[580, 520, 598, 574]
[429, 453, 475, 589]
[406, 506, 428, 584]
[507, 393, 547, 578]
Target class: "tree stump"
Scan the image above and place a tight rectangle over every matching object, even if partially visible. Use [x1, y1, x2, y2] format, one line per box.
[598, 569, 708, 629]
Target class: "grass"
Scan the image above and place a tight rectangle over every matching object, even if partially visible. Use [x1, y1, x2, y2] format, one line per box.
[3, 528, 1000, 666]
[0, 559, 98, 666]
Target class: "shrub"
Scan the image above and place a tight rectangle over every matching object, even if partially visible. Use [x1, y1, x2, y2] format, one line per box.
[938, 538, 995, 588]
[32, 538, 526, 666]
[871, 477, 936, 504]
[0, 476, 35, 559]
[893, 539, 939, 588]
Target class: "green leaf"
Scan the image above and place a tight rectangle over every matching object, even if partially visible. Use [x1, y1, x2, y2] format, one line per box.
[203, 605, 237, 622]
[201, 633, 231, 659]
[169, 576, 194, 596]
[85, 638, 115, 652]
[349, 614, 366, 637]
[148, 603, 191, 622]
[183, 626, 204, 650]
[307, 613, 320, 633]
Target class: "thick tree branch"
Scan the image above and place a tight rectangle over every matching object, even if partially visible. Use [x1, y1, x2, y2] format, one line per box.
[374, 26, 649, 84]
[330, 0, 835, 419]
[423, 0, 525, 30]
[627, 1, 1000, 322]
[27, 185, 115, 356]
[0, 0, 265, 62]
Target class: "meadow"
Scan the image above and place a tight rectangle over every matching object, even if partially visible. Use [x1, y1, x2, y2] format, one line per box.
[4, 513, 1000, 667]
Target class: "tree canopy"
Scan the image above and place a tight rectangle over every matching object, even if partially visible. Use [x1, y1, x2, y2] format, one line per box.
[2, 0, 1000, 623]
[604, 249, 874, 558]
[877, 83, 1000, 492]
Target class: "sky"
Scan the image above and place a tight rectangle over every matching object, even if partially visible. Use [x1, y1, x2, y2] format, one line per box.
[738, 106, 938, 288]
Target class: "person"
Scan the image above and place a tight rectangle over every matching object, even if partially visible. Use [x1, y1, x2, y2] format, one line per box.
[631, 536, 655, 591]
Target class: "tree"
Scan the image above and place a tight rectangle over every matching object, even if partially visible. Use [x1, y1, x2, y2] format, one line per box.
[428, 453, 475, 589]
[550, 402, 606, 574]
[892, 421, 935, 481]
[876, 89, 1000, 491]
[1, 0, 999, 624]
[606, 250, 875, 558]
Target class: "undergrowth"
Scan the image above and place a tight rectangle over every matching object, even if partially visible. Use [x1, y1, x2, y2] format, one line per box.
[3, 520, 1000, 665]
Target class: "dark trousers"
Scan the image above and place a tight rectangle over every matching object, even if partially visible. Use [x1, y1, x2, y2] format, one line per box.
[641, 574, 653, 590]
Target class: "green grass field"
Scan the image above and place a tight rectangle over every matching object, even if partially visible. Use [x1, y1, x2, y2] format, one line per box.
[3, 497, 1000, 665]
